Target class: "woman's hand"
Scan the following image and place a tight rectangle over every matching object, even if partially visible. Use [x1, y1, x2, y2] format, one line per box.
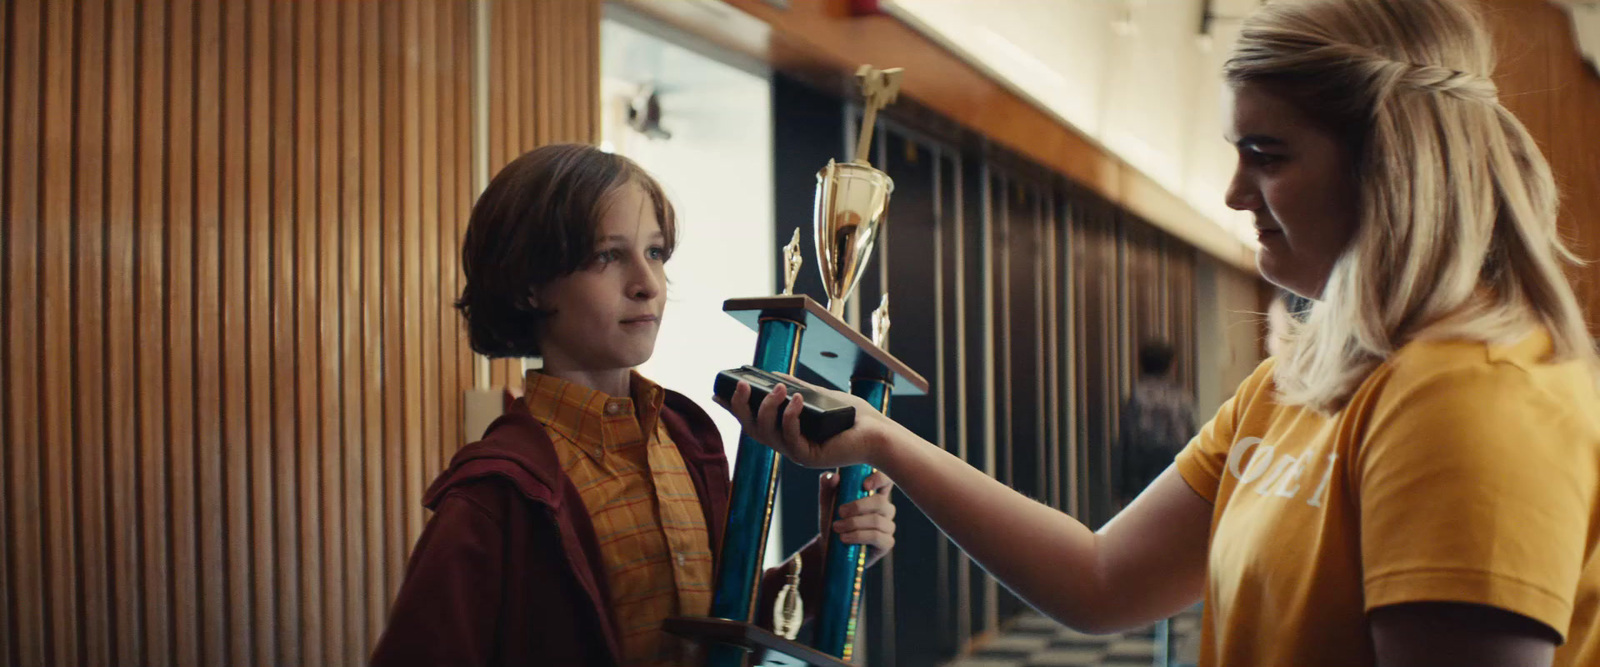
[713, 376, 899, 469]
[818, 470, 897, 567]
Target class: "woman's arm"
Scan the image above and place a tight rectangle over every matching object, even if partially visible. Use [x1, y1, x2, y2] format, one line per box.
[878, 439, 1210, 632]
[1370, 602, 1556, 667]
[722, 381, 1211, 633]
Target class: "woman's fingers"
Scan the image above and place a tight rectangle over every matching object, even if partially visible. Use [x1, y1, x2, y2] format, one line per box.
[727, 381, 753, 424]
[781, 392, 807, 452]
[754, 382, 787, 442]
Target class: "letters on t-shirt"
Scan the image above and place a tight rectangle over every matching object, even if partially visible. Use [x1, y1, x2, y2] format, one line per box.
[1224, 436, 1338, 507]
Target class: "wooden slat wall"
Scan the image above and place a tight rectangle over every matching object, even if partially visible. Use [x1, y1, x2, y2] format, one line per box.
[0, 1, 598, 665]
[1481, 0, 1600, 334]
[486, 0, 602, 388]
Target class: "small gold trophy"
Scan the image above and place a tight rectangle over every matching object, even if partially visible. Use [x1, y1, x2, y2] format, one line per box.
[871, 294, 891, 349]
[782, 228, 803, 296]
[772, 553, 804, 640]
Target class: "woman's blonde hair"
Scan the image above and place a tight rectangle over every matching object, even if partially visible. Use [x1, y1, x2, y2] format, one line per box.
[1226, 0, 1596, 412]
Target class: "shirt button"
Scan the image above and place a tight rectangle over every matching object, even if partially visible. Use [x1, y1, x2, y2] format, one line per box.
[605, 402, 622, 416]
[676, 553, 686, 566]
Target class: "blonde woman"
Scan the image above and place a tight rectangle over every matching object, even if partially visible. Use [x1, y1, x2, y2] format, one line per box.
[717, 0, 1600, 665]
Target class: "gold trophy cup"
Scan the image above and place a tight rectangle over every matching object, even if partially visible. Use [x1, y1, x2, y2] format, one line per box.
[814, 65, 902, 317]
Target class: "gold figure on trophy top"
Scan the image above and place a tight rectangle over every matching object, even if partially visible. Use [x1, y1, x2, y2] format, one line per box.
[772, 552, 804, 640]
[781, 228, 803, 296]
[852, 65, 904, 167]
[871, 293, 891, 350]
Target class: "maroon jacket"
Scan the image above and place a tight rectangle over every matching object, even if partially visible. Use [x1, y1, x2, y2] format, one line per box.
[370, 390, 822, 667]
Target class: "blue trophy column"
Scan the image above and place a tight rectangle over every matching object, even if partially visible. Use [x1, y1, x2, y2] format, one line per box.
[814, 372, 892, 660]
[708, 316, 803, 667]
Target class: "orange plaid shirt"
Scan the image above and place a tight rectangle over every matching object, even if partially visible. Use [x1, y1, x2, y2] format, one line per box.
[522, 370, 714, 666]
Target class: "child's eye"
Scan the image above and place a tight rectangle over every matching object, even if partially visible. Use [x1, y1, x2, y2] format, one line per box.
[1243, 150, 1284, 168]
[648, 246, 670, 261]
[592, 249, 621, 266]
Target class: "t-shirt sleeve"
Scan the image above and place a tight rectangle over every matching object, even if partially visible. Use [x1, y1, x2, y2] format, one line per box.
[1175, 359, 1275, 503]
[1357, 364, 1595, 640]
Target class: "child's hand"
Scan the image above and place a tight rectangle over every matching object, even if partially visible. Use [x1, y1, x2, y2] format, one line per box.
[817, 470, 897, 567]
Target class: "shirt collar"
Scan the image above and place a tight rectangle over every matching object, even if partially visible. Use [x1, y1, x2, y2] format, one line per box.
[522, 370, 667, 462]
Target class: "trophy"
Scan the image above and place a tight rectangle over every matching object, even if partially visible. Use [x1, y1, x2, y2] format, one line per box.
[664, 65, 927, 667]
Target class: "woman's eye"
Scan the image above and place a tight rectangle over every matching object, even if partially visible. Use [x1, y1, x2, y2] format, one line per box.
[648, 246, 669, 261]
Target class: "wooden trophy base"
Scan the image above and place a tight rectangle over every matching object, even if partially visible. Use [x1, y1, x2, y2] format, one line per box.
[663, 617, 851, 667]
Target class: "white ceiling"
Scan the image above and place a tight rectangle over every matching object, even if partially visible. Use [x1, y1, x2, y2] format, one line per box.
[883, 0, 1595, 249]
[884, 0, 1262, 246]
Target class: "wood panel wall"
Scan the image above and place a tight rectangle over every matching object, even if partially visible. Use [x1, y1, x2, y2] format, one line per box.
[1483, 0, 1600, 334]
[485, 0, 602, 389]
[0, 1, 597, 666]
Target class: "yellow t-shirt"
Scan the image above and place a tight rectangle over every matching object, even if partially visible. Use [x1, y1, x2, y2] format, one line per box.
[1175, 331, 1600, 666]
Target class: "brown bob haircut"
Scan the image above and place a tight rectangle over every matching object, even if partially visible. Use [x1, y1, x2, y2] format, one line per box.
[455, 143, 677, 358]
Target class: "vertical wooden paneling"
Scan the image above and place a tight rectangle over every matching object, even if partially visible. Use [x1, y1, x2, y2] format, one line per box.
[4, 4, 45, 667]
[380, 0, 406, 603]
[166, 3, 203, 665]
[1, 0, 599, 663]
[401, 0, 425, 552]
[419, 0, 443, 503]
[41, 0, 81, 663]
[339, 4, 367, 664]
[437, 1, 461, 472]
[1484, 0, 1600, 331]
[136, 0, 174, 660]
[220, 0, 253, 663]
[0, 0, 10, 656]
[243, 0, 275, 659]
[360, 0, 387, 643]
[74, 0, 113, 662]
[450, 1, 467, 457]
[456, 0, 474, 454]
[490, 0, 516, 390]
[105, 0, 143, 661]
[270, 2, 301, 663]
[487, 0, 506, 176]
[244, 0, 276, 662]
[292, 4, 323, 665]
[535, 1, 552, 146]
[315, 2, 344, 662]
[194, 0, 228, 662]
[487, 0, 507, 392]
